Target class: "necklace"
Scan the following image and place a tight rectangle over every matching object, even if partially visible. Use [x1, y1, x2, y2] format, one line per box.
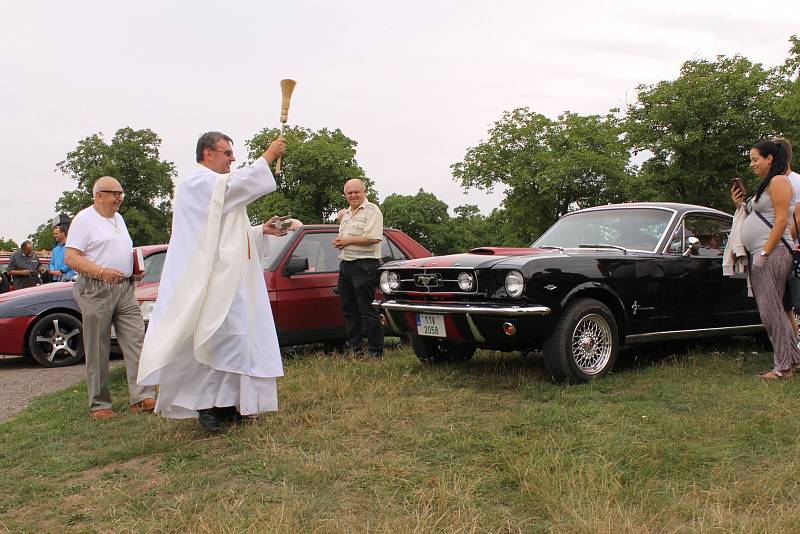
[93, 207, 122, 233]
[105, 214, 121, 233]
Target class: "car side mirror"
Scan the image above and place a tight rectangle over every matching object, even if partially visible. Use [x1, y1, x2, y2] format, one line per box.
[682, 236, 701, 257]
[284, 255, 309, 275]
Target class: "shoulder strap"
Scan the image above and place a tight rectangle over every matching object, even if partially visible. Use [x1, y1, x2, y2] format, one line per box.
[753, 209, 794, 254]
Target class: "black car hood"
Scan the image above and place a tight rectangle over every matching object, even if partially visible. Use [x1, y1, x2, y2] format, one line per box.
[381, 246, 642, 270]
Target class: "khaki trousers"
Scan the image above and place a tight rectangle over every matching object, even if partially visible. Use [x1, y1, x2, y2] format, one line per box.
[73, 277, 155, 410]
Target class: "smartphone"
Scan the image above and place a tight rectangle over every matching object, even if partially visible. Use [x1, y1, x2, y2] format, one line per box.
[733, 176, 746, 195]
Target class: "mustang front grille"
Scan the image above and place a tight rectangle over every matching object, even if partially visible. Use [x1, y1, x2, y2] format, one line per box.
[388, 268, 479, 294]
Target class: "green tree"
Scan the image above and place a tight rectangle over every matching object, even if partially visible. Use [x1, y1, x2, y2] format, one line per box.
[452, 108, 631, 243]
[624, 47, 800, 210]
[27, 221, 55, 251]
[382, 190, 454, 254]
[0, 238, 18, 251]
[244, 126, 373, 225]
[56, 127, 176, 245]
[445, 204, 504, 251]
[774, 35, 800, 170]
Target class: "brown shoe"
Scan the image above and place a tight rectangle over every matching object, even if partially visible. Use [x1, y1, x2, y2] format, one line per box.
[90, 408, 117, 420]
[130, 398, 156, 414]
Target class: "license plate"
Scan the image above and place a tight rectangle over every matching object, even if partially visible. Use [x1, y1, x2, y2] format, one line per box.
[416, 313, 446, 337]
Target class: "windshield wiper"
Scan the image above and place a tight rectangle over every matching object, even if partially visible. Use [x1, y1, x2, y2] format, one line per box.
[537, 245, 564, 251]
[578, 243, 628, 254]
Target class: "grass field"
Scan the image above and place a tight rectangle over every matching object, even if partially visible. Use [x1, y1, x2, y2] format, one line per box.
[2, 338, 800, 533]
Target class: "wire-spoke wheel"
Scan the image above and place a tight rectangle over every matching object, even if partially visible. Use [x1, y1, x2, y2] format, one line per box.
[27, 312, 85, 367]
[543, 298, 619, 383]
[571, 313, 613, 375]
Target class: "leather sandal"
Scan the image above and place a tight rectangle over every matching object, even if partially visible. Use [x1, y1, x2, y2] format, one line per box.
[130, 398, 156, 414]
[758, 369, 793, 379]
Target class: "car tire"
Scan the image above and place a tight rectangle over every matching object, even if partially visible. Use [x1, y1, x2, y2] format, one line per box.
[27, 312, 85, 367]
[542, 298, 618, 383]
[410, 334, 476, 364]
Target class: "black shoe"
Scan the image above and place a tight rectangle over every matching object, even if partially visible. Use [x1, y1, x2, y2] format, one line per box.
[217, 406, 245, 424]
[197, 408, 227, 434]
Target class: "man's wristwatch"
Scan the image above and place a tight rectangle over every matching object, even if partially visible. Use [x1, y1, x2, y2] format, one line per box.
[760, 250, 769, 257]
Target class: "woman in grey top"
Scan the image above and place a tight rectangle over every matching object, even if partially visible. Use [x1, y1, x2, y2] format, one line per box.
[732, 139, 800, 378]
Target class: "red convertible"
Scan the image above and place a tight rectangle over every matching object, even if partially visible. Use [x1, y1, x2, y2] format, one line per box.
[0, 226, 430, 367]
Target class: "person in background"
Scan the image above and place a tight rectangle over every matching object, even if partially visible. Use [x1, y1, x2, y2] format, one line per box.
[7, 240, 44, 289]
[732, 139, 800, 378]
[49, 223, 77, 282]
[774, 139, 800, 338]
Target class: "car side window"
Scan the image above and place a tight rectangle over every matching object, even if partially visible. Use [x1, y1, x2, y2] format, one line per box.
[141, 251, 167, 283]
[380, 236, 405, 264]
[667, 215, 730, 256]
[290, 233, 340, 273]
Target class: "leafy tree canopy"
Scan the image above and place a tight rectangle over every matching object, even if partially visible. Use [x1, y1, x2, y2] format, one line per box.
[625, 43, 800, 210]
[452, 108, 631, 243]
[0, 237, 18, 252]
[382, 190, 518, 253]
[382, 189, 453, 254]
[27, 221, 56, 251]
[245, 126, 373, 225]
[56, 127, 176, 245]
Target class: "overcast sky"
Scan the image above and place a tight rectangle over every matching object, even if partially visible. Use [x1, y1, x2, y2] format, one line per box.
[2, 0, 799, 244]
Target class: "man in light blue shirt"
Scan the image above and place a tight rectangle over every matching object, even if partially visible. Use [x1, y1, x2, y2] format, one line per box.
[50, 223, 76, 282]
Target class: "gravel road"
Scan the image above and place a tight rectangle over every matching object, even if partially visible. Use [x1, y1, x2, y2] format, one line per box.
[0, 355, 122, 422]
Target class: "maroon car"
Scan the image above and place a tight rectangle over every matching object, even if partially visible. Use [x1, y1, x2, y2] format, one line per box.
[0, 245, 166, 367]
[0, 227, 430, 367]
[137, 225, 431, 348]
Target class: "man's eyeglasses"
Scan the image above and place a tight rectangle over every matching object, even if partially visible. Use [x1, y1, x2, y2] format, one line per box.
[100, 190, 125, 198]
[211, 149, 234, 157]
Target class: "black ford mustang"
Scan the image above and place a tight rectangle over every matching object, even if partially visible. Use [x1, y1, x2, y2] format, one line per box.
[374, 202, 764, 382]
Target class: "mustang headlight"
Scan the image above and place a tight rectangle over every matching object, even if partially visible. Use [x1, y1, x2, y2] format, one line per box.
[140, 301, 156, 322]
[380, 271, 400, 294]
[505, 270, 524, 298]
[457, 271, 475, 291]
[388, 271, 399, 290]
[379, 271, 391, 294]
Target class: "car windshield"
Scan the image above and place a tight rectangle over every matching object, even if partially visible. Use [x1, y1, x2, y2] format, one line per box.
[533, 208, 673, 252]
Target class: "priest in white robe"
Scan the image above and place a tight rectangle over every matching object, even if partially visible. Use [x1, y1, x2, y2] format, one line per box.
[138, 131, 287, 433]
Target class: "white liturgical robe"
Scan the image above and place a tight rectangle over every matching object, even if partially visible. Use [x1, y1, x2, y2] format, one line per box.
[137, 157, 284, 418]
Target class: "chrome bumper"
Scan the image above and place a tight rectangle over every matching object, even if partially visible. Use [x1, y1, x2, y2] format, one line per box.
[373, 300, 551, 317]
[374, 299, 551, 343]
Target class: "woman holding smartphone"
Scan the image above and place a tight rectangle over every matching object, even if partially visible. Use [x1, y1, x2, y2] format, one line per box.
[733, 139, 800, 378]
